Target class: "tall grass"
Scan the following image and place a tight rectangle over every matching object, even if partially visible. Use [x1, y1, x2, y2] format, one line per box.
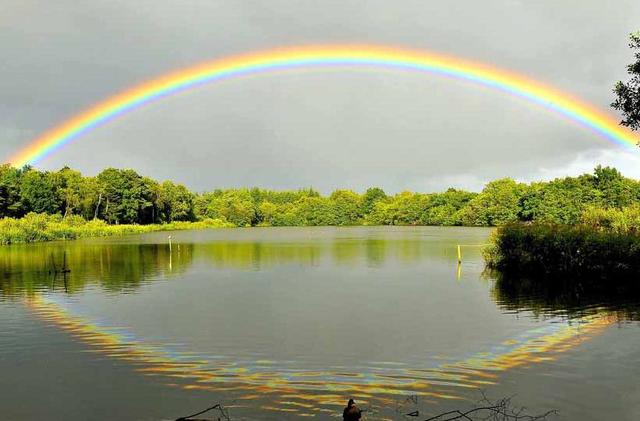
[485, 222, 640, 283]
[0, 213, 232, 245]
[580, 204, 640, 234]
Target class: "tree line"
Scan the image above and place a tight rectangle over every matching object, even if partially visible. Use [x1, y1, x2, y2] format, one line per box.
[1, 164, 639, 227]
[1, 32, 638, 229]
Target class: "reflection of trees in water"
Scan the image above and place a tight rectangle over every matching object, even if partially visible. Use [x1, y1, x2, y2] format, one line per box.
[0, 242, 194, 298]
[489, 270, 640, 321]
[1, 237, 471, 298]
[195, 238, 460, 269]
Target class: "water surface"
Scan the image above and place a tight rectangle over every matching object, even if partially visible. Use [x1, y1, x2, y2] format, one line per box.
[1, 227, 638, 420]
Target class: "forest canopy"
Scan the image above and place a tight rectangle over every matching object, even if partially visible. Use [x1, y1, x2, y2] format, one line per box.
[1, 164, 639, 228]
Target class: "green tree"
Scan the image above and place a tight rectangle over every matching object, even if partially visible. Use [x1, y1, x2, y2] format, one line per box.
[0, 164, 25, 218]
[158, 181, 195, 222]
[96, 168, 152, 224]
[329, 190, 363, 225]
[426, 189, 476, 225]
[203, 189, 256, 226]
[257, 201, 279, 226]
[367, 192, 430, 225]
[612, 31, 640, 131]
[591, 165, 636, 208]
[295, 196, 337, 226]
[458, 178, 526, 226]
[56, 167, 89, 218]
[265, 202, 305, 226]
[520, 177, 594, 224]
[19, 169, 62, 215]
[361, 187, 387, 215]
[2, 164, 639, 230]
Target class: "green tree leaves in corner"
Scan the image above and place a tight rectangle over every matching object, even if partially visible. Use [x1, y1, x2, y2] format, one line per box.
[612, 31, 640, 132]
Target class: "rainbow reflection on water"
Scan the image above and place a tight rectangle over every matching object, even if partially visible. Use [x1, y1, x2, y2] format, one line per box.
[26, 294, 612, 417]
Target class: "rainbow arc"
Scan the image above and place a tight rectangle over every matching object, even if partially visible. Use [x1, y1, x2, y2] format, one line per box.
[8, 45, 638, 167]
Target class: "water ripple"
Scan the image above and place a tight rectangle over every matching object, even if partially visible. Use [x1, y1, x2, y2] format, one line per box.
[24, 294, 613, 417]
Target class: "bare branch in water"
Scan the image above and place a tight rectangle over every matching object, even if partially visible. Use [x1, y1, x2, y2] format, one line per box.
[173, 393, 555, 421]
[175, 402, 231, 421]
[423, 392, 557, 421]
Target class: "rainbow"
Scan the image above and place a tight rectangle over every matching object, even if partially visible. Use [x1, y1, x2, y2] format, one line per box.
[7, 44, 638, 167]
[26, 294, 613, 415]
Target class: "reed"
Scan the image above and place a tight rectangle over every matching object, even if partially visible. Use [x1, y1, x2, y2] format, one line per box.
[485, 222, 640, 283]
[0, 213, 232, 245]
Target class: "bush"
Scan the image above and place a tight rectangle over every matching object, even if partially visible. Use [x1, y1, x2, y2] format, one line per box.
[580, 205, 640, 233]
[486, 222, 640, 284]
[0, 213, 232, 245]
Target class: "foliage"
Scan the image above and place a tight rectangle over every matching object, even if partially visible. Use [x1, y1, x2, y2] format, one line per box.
[0, 213, 231, 245]
[612, 31, 640, 131]
[96, 168, 155, 224]
[485, 222, 640, 283]
[361, 187, 387, 215]
[580, 204, 640, 233]
[368, 191, 429, 225]
[199, 189, 256, 227]
[19, 169, 62, 214]
[457, 179, 525, 226]
[0, 165, 639, 243]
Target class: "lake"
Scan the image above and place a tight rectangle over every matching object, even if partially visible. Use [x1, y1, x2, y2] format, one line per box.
[0, 226, 638, 420]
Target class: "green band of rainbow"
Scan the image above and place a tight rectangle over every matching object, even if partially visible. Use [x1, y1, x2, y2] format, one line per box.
[7, 44, 637, 167]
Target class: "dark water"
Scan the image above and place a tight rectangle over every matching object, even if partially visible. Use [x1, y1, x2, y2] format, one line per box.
[0, 227, 638, 420]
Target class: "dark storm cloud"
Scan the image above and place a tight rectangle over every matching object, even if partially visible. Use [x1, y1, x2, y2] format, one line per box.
[1, 0, 640, 192]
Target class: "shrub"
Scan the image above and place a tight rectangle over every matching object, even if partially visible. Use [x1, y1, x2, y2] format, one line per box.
[0, 213, 232, 245]
[486, 222, 640, 284]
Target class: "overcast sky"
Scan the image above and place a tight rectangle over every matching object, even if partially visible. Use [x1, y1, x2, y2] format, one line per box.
[2, 0, 640, 193]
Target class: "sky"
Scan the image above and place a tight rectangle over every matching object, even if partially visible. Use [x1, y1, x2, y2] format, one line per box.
[2, 0, 640, 193]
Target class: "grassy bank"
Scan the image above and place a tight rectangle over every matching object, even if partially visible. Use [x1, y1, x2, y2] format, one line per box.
[485, 221, 640, 283]
[0, 213, 232, 245]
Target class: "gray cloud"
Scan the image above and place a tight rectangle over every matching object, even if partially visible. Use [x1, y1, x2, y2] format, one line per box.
[1, 0, 639, 192]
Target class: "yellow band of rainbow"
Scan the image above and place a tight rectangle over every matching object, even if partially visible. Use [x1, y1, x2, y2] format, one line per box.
[7, 44, 638, 167]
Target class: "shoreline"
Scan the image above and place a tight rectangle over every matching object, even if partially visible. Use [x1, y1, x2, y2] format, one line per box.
[0, 214, 233, 245]
[0, 213, 495, 245]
